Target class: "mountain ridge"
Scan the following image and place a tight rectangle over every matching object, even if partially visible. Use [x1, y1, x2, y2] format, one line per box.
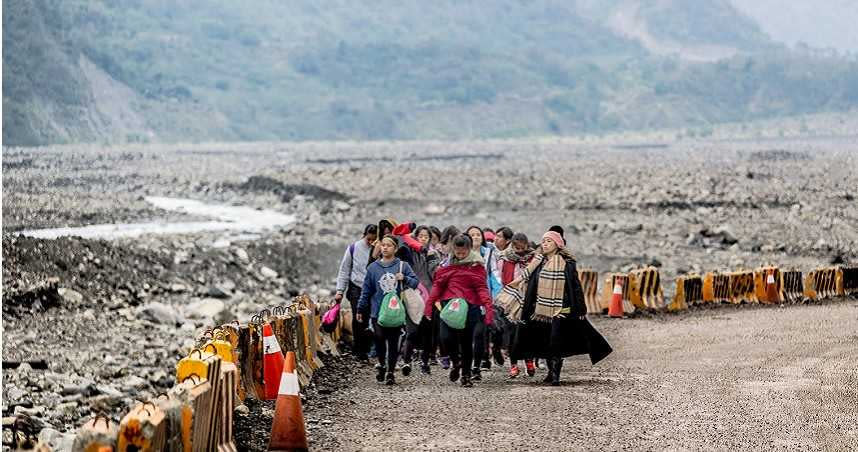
[3, 0, 857, 146]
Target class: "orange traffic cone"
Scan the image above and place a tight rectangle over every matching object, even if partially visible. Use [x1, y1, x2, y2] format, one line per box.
[268, 351, 308, 452]
[262, 322, 285, 400]
[608, 278, 624, 318]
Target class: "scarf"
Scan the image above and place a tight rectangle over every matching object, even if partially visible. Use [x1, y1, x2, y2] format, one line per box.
[498, 247, 574, 322]
[529, 252, 567, 321]
[449, 250, 484, 266]
[498, 246, 534, 263]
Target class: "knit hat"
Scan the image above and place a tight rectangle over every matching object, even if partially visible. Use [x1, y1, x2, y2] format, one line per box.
[484, 231, 496, 242]
[543, 230, 565, 248]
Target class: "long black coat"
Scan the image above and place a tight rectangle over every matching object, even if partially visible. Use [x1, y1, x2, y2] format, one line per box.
[512, 258, 612, 364]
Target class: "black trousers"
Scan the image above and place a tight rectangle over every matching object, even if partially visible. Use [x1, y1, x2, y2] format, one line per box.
[347, 281, 370, 359]
[402, 315, 420, 364]
[481, 306, 505, 364]
[401, 305, 442, 365]
[420, 306, 441, 365]
[472, 318, 487, 370]
[440, 302, 484, 377]
[372, 318, 402, 371]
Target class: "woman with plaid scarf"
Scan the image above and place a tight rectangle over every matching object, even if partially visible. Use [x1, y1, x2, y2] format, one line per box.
[508, 229, 612, 385]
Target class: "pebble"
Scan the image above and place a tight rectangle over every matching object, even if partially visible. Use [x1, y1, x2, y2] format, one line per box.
[260, 266, 279, 279]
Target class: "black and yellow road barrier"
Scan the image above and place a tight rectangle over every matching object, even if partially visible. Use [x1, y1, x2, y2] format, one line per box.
[578, 269, 601, 315]
[628, 266, 664, 310]
[669, 274, 703, 311]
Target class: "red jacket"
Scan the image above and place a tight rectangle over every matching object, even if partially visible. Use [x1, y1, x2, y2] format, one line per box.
[392, 222, 424, 252]
[500, 254, 534, 285]
[425, 263, 493, 325]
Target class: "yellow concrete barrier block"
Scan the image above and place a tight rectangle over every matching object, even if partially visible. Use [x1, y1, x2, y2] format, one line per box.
[72, 415, 118, 452]
[841, 265, 858, 296]
[728, 270, 756, 304]
[578, 269, 601, 315]
[169, 373, 214, 452]
[117, 402, 167, 452]
[779, 269, 804, 303]
[703, 272, 730, 304]
[216, 362, 238, 452]
[753, 266, 782, 304]
[628, 267, 664, 309]
[670, 274, 703, 311]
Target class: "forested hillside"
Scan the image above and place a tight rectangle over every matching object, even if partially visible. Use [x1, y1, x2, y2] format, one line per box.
[4, 0, 858, 146]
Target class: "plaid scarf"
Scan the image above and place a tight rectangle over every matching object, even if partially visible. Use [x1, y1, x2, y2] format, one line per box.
[498, 246, 534, 263]
[498, 248, 574, 322]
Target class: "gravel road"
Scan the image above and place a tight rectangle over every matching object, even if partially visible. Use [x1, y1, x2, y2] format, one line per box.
[307, 300, 858, 451]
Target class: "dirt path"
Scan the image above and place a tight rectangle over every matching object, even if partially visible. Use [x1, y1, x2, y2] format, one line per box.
[309, 300, 858, 450]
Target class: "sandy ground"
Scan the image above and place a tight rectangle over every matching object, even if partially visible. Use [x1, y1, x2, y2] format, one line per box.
[305, 300, 858, 451]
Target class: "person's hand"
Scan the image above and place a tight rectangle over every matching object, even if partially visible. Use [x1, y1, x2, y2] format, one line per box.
[356, 313, 363, 323]
[334, 292, 343, 303]
[424, 314, 432, 321]
[395, 272, 404, 281]
[578, 315, 586, 320]
[509, 278, 522, 288]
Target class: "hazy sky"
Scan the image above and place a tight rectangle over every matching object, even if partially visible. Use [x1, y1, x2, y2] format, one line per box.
[731, 0, 858, 53]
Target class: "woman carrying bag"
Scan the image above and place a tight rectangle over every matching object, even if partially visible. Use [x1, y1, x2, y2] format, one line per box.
[356, 235, 419, 385]
[424, 234, 494, 387]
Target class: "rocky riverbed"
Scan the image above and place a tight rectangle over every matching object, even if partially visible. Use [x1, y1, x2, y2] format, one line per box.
[2, 136, 856, 449]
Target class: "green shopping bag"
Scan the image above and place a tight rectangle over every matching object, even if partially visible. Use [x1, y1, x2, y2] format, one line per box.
[440, 298, 468, 330]
[377, 290, 406, 328]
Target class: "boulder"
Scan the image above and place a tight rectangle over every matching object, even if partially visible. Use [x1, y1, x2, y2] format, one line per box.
[423, 204, 446, 215]
[135, 302, 182, 325]
[184, 298, 226, 321]
[58, 288, 84, 305]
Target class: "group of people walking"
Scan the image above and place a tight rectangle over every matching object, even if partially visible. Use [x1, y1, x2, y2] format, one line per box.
[334, 219, 612, 387]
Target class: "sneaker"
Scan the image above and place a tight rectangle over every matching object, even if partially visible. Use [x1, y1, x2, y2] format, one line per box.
[440, 356, 451, 370]
[472, 369, 482, 381]
[509, 365, 520, 378]
[401, 363, 412, 377]
[449, 366, 460, 382]
[420, 364, 431, 375]
[375, 364, 386, 382]
[472, 366, 481, 376]
[480, 359, 491, 370]
[385, 372, 396, 385]
[492, 347, 504, 366]
[461, 376, 473, 388]
[537, 360, 545, 370]
[430, 357, 440, 367]
[525, 360, 536, 377]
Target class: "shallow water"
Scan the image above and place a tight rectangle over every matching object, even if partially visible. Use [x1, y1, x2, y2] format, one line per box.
[18, 196, 295, 240]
